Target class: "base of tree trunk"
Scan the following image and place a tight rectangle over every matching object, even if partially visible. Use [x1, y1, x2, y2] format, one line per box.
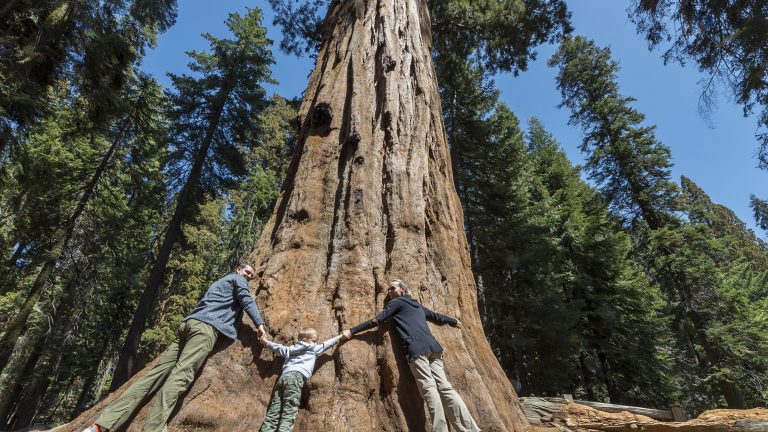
[522, 397, 768, 432]
[55, 1, 531, 430]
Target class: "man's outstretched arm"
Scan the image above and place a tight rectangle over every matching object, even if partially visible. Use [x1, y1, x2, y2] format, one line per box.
[234, 276, 265, 335]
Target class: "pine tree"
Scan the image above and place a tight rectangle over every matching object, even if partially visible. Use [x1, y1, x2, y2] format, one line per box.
[472, 112, 674, 405]
[628, 0, 768, 169]
[0, 0, 177, 139]
[550, 35, 768, 410]
[110, 8, 276, 390]
[0, 73, 168, 427]
[677, 176, 768, 409]
[67, 1, 530, 430]
[0, 74, 168, 375]
[548, 36, 679, 229]
[525, 119, 671, 404]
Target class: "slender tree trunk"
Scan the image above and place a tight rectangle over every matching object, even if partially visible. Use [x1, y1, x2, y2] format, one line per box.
[579, 351, 596, 401]
[0, 327, 45, 428]
[110, 90, 230, 390]
[0, 277, 85, 428]
[0, 239, 29, 295]
[47, 373, 77, 422]
[0, 127, 125, 373]
[599, 350, 622, 404]
[66, 1, 528, 430]
[8, 347, 61, 429]
[71, 337, 111, 419]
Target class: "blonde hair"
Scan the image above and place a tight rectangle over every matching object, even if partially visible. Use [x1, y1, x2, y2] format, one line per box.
[389, 279, 411, 296]
[298, 328, 317, 342]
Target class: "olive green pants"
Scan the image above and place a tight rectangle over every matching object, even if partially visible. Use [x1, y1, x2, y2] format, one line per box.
[409, 352, 480, 432]
[260, 371, 306, 432]
[95, 319, 218, 432]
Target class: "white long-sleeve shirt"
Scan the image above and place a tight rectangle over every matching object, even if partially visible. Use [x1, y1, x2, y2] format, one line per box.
[266, 335, 341, 380]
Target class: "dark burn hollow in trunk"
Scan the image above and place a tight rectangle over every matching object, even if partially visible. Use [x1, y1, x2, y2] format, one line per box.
[65, 1, 527, 430]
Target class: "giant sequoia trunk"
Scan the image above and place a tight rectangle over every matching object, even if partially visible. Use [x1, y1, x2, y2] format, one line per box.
[65, 1, 528, 430]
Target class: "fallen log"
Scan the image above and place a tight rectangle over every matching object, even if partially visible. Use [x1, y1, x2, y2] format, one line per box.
[521, 397, 768, 432]
[579, 420, 768, 431]
[573, 399, 675, 421]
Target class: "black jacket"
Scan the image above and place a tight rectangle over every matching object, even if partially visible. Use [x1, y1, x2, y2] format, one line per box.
[350, 295, 457, 362]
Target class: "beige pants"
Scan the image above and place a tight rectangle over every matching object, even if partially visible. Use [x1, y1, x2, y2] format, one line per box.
[408, 352, 480, 432]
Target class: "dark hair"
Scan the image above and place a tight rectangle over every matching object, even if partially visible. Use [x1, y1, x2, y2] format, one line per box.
[236, 262, 252, 271]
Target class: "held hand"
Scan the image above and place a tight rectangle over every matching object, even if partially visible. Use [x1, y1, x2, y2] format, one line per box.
[341, 329, 352, 340]
[256, 324, 266, 338]
[454, 319, 463, 329]
[258, 335, 268, 346]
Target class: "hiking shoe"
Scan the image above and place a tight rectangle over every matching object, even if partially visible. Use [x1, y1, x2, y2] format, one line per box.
[82, 424, 107, 432]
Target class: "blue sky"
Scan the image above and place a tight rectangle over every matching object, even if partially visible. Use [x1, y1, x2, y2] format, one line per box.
[142, 1, 767, 239]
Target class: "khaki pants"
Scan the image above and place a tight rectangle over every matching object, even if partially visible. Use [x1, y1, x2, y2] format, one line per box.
[95, 319, 218, 432]
[408, 352, 480, 432]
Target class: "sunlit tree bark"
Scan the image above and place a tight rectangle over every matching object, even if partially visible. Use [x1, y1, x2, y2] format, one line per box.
[65, 1, 528, 430]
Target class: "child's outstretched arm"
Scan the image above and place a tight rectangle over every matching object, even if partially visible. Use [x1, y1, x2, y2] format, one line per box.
[262, 336, 291, 358]
[313, 335, 342, 354]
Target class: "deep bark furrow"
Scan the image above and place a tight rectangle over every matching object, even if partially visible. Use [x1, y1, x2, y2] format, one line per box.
[64, 1, 528, 430]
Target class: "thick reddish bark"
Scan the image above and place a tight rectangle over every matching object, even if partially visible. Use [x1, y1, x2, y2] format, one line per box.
[64, 1, 528, 430]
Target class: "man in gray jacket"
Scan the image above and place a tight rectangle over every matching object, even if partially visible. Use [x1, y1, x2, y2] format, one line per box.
[82, 262, 265, 432]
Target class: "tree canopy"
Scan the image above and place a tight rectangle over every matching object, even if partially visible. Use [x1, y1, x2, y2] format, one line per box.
[1, 1, 766, 429]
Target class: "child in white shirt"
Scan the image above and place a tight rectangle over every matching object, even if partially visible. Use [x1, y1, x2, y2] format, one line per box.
[259, 328, 343, 432]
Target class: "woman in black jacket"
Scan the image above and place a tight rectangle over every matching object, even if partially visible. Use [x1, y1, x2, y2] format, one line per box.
[341, 279, 480, 432]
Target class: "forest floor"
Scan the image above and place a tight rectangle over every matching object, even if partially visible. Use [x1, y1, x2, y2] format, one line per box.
[523, 397, 768, 432]
[11, 400, 768, 431]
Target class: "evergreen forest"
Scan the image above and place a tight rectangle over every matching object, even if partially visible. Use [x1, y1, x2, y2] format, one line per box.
[0, 0, 766, 429]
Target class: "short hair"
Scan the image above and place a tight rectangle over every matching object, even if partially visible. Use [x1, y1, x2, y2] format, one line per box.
[390, 279, 410, 296]
[236, 261, 252, 271]
[298, 328, 317, 341]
